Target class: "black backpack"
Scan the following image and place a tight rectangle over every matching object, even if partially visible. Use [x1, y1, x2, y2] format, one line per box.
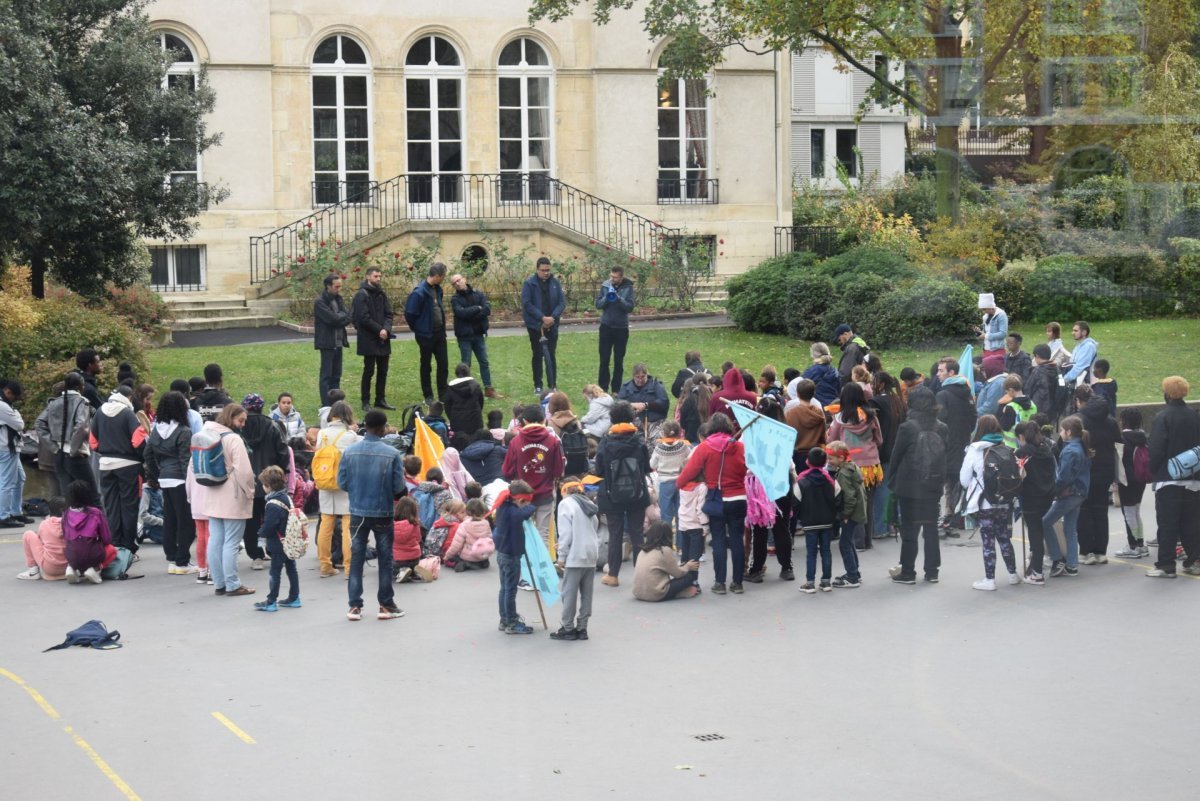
[910, 428, 946, 484]
[560, 422, 590, 474]
[983, 445, 1022, 505]
[605, 454, 646, 505]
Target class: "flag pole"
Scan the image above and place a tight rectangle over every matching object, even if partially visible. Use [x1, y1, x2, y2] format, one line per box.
[523, 552, 549, 630]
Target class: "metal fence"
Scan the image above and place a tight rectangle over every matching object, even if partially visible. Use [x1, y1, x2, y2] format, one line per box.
[774, 225, 840, 258]
[908, 127, 1031, 156]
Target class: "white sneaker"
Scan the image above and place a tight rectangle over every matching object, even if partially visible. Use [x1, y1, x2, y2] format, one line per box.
[65, 566, 80, 584]
[973, 578, 996, 591]
[251, 559, 265, 571]
[169, 564, 199, 575]
[1081, 553, 1097, 565]
[1138, 546, 1151, 557]
[16, 566, 41, 580]
[1007, 572, 1021, 585]
[1114, 546, 1144, 558]
[1092, 554, 1108, 564]
[83, 567, 103, 584]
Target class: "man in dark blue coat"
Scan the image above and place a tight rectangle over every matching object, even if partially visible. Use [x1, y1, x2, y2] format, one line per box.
[520, 257, 565, 395]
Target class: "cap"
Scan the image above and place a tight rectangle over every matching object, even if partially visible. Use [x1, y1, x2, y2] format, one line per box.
[833, 324, 852, 338]
[241, 393, 265, 412]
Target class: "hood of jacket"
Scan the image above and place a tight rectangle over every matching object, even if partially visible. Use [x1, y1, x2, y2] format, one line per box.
[703, 432, 733, 453]
[462, 439, 504, 460]
[447, 376, 478, 390]
[1006, 396, 1033, 413]
[720, 367, 743, 393]
[153, 420, 180, 439]
[517, 424, 556, 445]
[549, 410, 578, 430]
[1079, 395, 1111, 426]
[101, 394, 133, 417]
[1122, 428, 1147, 447]
[568, 492, 598, 517]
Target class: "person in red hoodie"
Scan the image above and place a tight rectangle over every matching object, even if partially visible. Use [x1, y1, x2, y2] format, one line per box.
[675, 412, 749, 595]
[708, 367, 758, 424]
[501, 404, 565, 546]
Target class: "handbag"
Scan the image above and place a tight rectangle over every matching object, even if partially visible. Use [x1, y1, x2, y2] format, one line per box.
[415, 555, 441, 582]
[701, 446, 728, 519]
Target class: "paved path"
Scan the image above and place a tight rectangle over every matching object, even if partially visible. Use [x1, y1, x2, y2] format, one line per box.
[169, 314, 734, 348]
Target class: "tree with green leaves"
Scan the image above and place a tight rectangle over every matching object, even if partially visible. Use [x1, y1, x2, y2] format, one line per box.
[0, 0, 224, 298]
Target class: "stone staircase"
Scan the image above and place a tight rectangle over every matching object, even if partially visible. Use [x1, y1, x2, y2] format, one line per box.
[164, 294, 281, 332]
[694, 274, 729, 305]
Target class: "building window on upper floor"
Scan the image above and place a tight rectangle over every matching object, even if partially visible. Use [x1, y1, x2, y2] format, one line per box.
[836, 129, 858, 179]
[158, 32, 203, 189]
[657, 53, 714, 204]
[149, 244, 206, 292]
[405, 35, 465, 207]
[312, 35, 372, 207]
[810, 130, 826, 179]
[497, 37, 554, 203]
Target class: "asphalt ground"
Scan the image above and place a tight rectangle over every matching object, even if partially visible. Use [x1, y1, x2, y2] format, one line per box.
[1, 494, 1196, 801]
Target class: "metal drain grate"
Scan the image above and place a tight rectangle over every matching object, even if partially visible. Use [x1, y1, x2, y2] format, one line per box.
[692, 733, 726, 742]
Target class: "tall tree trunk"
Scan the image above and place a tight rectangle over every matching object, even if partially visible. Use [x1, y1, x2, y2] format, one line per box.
[31, 253, 46, 300]
[935, 123, 962, 220]
[1024, 67, 1048, 166]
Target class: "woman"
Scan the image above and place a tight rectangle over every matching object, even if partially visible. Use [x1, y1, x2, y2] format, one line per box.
[745, 395, 795, 582]
[144, 391, 196, 574]
[133, 384, 156, 432]
[1042, 415, 1092, 578]
[802, 342, 842, 409]
[632, 521, 700, 601]
[191, 403, 256, 596]
[677, 375, 712, 444]
[439, 447, 473, 502]
[547, 391, 589, 475]
[885, 386, 947, 584]
[580, 384, 612, 440]
[827, 382, 883, 549]
[1073, 385, 1120, 565]
[314, 401, 359, 578]
[868, 372, 906, 539]
[1046, 322, 1072, 368]
[1014, 420, 1056, 584]
[675, 412, 748, 595]
[959, 414, 1021, 590]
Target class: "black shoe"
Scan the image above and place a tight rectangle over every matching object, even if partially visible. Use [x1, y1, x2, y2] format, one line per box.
[576, 629, 589, 641]
[891, 574, 917, 585]
[744, 570, 764, 584]
[1063, 566, 1079, 577]
[1050, 561, 1066, 577]
[14, 515, 34, 525]
[0, 517, 21, 528]
[374, 401, 397, 410]
[924, 574, 939, 583]
[780, 567, 795, 581]
[534, 387, 543, 396]
[549, 627, 578, 641]
[362, 402, 372, 414]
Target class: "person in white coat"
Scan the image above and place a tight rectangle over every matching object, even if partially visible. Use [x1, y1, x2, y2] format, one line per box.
[552, 478, 601, 641]
[580, 385, 613, 440]
[959, 414, 1021, 591]
[314, 401, 360, 577]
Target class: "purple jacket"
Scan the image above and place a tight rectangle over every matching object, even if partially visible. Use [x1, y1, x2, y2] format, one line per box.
[63, 506, 112, 571]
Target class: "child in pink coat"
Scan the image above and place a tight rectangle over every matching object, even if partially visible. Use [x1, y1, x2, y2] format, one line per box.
[444, 498, 495, 571]
[17, 497, 68, 580]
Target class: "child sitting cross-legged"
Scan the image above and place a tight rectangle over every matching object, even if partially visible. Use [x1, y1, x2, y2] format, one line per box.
[17, 497, 68, 581]
[444, 498, 495, 571]
[428, 499, 465, 562]
[392, 496, 423, 583]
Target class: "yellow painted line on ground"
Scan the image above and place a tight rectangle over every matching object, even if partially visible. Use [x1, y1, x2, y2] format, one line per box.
[212, 711, 257, 744]
[1, 667, 142, 800]
[0, 535, 23, 544]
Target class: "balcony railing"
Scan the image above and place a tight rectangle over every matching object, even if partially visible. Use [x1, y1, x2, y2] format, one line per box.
[775, 225, 840, 258]
[908, 127, 1031, 156]
[312, 180, 380, 208]
[656, 178, 720, 205]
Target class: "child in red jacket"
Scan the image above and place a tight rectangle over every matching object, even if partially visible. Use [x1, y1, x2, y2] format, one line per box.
[392, 496, 423, 583]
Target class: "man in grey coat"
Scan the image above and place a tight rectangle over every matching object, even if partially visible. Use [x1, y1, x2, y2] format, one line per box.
[314, 274, 351, 409]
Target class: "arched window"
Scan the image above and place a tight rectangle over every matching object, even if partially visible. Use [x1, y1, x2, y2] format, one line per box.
[656, 45, 711, 202]
[311, 35, 372, 206]
[158, 32, 201, 186]
[497, 37, 553, 202]
[405, 35, 465, 207]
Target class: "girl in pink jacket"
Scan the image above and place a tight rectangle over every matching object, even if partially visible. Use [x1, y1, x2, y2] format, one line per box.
[444, 498, 495, 570]
[17, 497, 68, 580]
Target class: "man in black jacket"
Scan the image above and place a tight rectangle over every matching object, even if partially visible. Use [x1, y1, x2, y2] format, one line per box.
[449, 273, 499, 399]
[1147, 376, 1200, 577]
[74, 349, 104, 409]
[191, 363, 233, 423]
[239, 393, 291, 571]
[1025, 344, 1062, 424]
[313, 274, 351, 410]
[935, 357, 974, 533]
[671, 351, 708, 399]
[352, 267, 395, 411]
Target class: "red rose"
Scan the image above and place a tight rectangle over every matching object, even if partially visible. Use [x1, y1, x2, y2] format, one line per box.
[719, 238, 725, 244]
[336, 240, 342, 246]
[340, 273, 347, 279]
[588, 239, 596, 245]
[319, 240, 326, 247]
[297, 256, 306, 264]
[650, 260, 657, 266]
[285, 271, 293, 277]
[305, 221, 313, 228]
[363, 249, 370, 256]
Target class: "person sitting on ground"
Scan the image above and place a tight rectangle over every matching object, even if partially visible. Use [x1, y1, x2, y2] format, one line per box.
[617, 364, 670, 434]
[318, 388, 346, 428]
[17, 497, 68, 581]
[423, 402, 451, 446]
[758, 367, 783, 400]
[445, 363, 485, 440]
[464, 481, 483, 502]
[428, 498, 465, 561]
[253, 465, 302, 612]
[709, 366, 757, 421]
[392, 496, 423, 583]
[677, 375, 713, 445]
[444, 498, 495, 571]
[403, 455, 422, 495]
[671, 351, 709, 399]
[487, 410, 505, 442]
[632, 521, 700, 602]
[803, 343, 842, 408]
[552, 477, 602, 638]
[62, 481, 112, 585]
[413, 467, 454, 533]
[461, 429, 507, 486]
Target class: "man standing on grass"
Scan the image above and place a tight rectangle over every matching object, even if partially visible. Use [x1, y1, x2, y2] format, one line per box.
[313, 273, 351, 410]
[1064, 320, 1099, 387]
[352, 267, 395, 412]
[449, 273, 501, 399]
[337, 410, 406, 621]
[596, 265, 636, 393]
[404, 262, 449, 404]
[521, 257, 565, 396]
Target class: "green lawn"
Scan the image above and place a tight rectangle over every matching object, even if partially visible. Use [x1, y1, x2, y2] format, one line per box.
[146, 319, 1200, 424]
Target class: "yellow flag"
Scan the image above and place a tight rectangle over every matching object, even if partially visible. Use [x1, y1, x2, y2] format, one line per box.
[411, 417, 445, 481]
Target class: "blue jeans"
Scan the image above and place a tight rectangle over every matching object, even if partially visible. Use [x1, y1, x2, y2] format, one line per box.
[457, 335, 493, 388]
[804, 528, 834, 582]
[709, 500, 746, 585]
[496, 551, 521, 623]
[837, 520, 861, 580]
[348, 515, 395, 609]
[1042, 494, 1084, 568]
[265, 536, 299, 604]
[658, 479, 679, 541]
[680, 528, 705, 566]
[0, 449, 25, 519]
[207, 517, 247, 591]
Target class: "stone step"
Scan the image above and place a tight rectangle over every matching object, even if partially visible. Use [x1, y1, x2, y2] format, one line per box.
[172, 315, 278, 331]
[171, 305, 257, 319]
[162, 294, 245, 310]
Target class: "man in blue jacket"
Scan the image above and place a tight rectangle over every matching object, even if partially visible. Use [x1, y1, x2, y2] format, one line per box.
[337, 410, 407, 621]
[520, 257, 566, 395]
[404, 262, 448, 404]
[595, 265, 636, 392]
[449, 272, 499, 399]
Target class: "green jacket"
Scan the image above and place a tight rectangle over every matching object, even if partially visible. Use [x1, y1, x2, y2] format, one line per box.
[834, 461, 868, 523]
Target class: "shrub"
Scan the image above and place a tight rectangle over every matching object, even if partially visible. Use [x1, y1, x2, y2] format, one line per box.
[1023, 255, 1133, 322]
[868, 277, 978, 348]
[991, 259, 1035, 322]
[1052, 174, 1131, 230]
[784, 271, 837, 341]
[107, 282, 175, 337]
[984, 185, 1046, 263]
[819, 244, 920, 282]
[920, 214, 1002, 287]
[824, 273, 895, 343]
[1171, 255, 1200, 314]
[725, 253, 819, 334]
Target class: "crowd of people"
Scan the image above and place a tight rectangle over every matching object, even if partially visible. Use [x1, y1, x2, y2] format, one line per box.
[4, 287, 1200, 638]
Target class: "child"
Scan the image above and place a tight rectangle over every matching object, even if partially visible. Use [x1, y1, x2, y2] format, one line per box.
[552, 478, 602, 639]
[1042, 415, 1092, 578]
[632, 520, 700, 603]
[507, 403, 525, 434]
[413, 467, 454, 532]
[758, 366, 783, 400]
[960, 415, 1021, 591]
[137, 485, 164, 545]
[650, 420, 691, 538]
[445, 498, 495, 570]
[492, 479, 538, 634]
[488, 409, 506, 442]
[1091, 359, 1117, 416]
[253, 466, 301, 612]
[318, 388, 345, 428]
[422, 401, 450, 446]
[428, 499, 466, 561]
[825, 441, 864, 588]
[796, 448, 837, 593]
[392, 496, 423, 583]
[271, 392, 306, 438]
[17, 497, 68, 580]
[402, 455, 422, 495]
[1114, 408, 1149, 558]
[851, 364, 874, 400]
[676, 471, 708, 574]
[62, 481, 112, 584]
[464, 481, 483, 502]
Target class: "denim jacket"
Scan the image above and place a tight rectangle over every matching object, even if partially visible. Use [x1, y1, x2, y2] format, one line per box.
[1053, 439, 1091, 499]
[336, 433, 407, 517]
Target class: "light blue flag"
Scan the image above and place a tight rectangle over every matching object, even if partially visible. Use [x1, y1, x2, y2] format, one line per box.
[520, 520, 561, 607]
[727, 403, 795, 501]
[959, 343, 975, 398]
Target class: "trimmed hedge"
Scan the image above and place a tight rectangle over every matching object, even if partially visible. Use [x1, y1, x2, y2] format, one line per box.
[1022, 256, 1133, 322]
[725, 252, 819, 334]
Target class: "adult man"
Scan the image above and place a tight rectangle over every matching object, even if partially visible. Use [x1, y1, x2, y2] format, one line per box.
[671, 351, 708, 398]
[935, 357, 974, 533]
[313, 273, 351, 409]
[1004, 333, 1032, 385]
[75, 349, 104, 409]
[352, 266, 395, 412]
[336, 410, 406, 620]
[403, 262, 449, 404]
[833, 324, 868, 382]
[0, 381, 29, 528]
[617, 363, 669, 436]
[501, 404, 565, 544]
[1147, 376, 1200, 578]
[977, 293, 1008, 365]
[191, 363, 233, 422]
[521, 256, 565, 395]
[449, 273, 499, 398]
[1064, 320, 1098, 386]
[34, 373, 96, 497]
[595, 265, 636, 393]
[90, 386, 145, 552]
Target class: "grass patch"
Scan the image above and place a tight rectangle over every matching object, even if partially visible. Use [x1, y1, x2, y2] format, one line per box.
[147, 319, 1200, 424]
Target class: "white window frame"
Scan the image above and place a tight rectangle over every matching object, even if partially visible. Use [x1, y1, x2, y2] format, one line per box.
[405, 35, 467, 214]
[157, 32, 202, 187]
[149, 245, 207, 292]
[497, 38, 555, 204]
[655, 73, 713, 203]
[311, 35, 374, 206]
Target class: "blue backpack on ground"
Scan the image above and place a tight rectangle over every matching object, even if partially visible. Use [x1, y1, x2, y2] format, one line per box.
[43, 620, 122, 651]
[191, 429, 230, 486]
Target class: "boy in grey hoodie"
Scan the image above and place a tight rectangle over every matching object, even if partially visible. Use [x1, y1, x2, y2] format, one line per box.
[552, 478, 600, 641]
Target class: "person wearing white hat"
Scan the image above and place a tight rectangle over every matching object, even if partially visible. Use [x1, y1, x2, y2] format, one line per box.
[976, 293, 1008, 362]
